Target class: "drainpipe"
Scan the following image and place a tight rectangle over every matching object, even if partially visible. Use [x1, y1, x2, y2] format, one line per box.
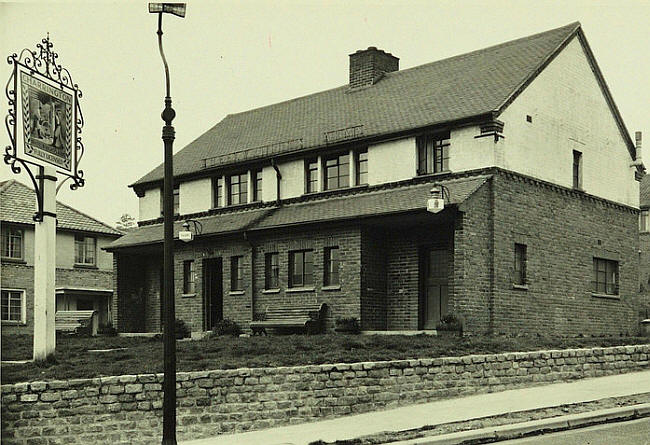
[271, 158, 282, 205]
[243, 231, 255, 323]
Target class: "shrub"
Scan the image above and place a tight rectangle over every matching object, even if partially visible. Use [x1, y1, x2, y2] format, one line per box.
[98, 324, 118, 337]
[175, 319, 191, 339]
[213, 319, 242, 337]
[335, 317, 361, 334]
[436, 313, 463, 333]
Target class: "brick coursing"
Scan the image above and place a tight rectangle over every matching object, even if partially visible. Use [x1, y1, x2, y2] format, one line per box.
[2, 345, 648, 445]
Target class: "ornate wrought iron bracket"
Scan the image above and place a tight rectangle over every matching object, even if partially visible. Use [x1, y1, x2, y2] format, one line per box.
[4, 35, 85, 221]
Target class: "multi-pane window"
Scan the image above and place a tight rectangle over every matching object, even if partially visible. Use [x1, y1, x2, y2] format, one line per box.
[573, 150, 582, 189]
[173, 185, 180, 215]
[253, 169, 263, 202]
[213, 177, 224, 208]
[640, 210, 649, 232]
[417, 133, 450, 174]
[324, 247, 340, 286]
[514, 244, 527, 285]
[289, 249, 313, 288]
[325, 153, 350, 190]
[1, 289, 24, 323]
[306, 159, 319, 193]
[74, 235, 96, 266]
[264, 252, 279, 289]
[356, 149, 368, 185]
[593, 258, 619, 295]
[183, 260, 195, 294]
[231, 256, 243, 291]
[1, 226, 23, 259]
[228, 173, 248, 205]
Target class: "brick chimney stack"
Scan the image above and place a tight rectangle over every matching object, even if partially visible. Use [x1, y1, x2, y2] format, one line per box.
[349, 47, 399, 89]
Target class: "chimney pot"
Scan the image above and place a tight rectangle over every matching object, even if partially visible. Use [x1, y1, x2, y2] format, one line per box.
[349, 47, 399, 89]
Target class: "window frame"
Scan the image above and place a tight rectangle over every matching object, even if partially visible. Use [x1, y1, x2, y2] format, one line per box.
[324, 153, 350, 191]
[264, 252, 280, 290]
[592, 257, 619, 296]
[252, 169, 263, 202]
[1, 225, 24, 260]
[640, 209, 649, 233]
[228, 172, 248, 206]
[230, 255, 244, 291]
[74, 234, 97, 266]
[183, 260, 196, 295]
[355, 149, 368, 186]
[1, 288, 26, 324]
[513, 243, 527, 286]
[417, 132, 450, 175]
[573, 150, 582, 189]
[213, 176, 224, 208]
[305, 158, 319, 193]
[324, 246, 340, 286]
[289, 249, 314, 288]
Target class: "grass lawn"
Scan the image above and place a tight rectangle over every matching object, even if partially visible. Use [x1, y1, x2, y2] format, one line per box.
[2, 332, 648, 384]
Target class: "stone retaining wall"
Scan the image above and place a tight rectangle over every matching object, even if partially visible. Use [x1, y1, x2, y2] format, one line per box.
[2, 344, 649, 444]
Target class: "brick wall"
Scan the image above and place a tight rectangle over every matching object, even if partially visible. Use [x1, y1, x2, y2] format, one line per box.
[361, 228, 387, 330]
[3, 344, 648, 445]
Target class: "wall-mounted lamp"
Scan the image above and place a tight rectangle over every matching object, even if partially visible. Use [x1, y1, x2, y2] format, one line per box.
[427, 184, 450, 214]
[179, 219, 203, 243]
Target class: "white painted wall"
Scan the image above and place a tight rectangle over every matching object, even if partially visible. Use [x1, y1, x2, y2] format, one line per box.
[179, 178, 212, 214]
[262, 166, 277, 202]
[499, 36, 638, 207]
[279, 158, 305, 200]
[139, 188, 161, 221]
[448, 126, 496, 172]
[54, 231, 114, 270]
[367, 137, 416, 185]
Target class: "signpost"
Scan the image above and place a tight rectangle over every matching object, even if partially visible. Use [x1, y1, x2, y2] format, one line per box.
[4, 36, 85, 360]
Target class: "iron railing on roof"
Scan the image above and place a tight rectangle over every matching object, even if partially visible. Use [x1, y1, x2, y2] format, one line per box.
[201, 138, 303, 169]
[324, 125, 364, 145]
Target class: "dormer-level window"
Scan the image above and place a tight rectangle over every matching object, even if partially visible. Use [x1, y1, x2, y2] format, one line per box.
[228, 173, 248, 205]
[355, 149, 368, 185]
[1, 226, 23, 260]
[160, 185, 180, 216]
[213, 177, 224, 208]
[253, 169, 263, 202]
[417, 132, 450, 175]
[306, 159, 319, 193]
[75, 235, 96, 266]
[325, 153, 350, 190]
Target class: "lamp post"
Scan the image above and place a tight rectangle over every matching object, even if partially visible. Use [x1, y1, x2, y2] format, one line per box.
[148, 3, 186, 444]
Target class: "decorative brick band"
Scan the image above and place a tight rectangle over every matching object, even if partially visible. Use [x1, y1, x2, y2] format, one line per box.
[2, 344, 649, 445]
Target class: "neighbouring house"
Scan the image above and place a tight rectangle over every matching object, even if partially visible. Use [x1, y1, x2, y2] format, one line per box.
[1, 180, 122, 333]
[106, 22, 644, 336]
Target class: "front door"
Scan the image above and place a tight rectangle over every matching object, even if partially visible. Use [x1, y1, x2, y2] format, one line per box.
[422, 248, 449, 329]
[203, 258, 223, 331]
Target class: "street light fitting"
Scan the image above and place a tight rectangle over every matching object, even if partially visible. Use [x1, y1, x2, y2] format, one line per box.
[148, 3, 186, 17]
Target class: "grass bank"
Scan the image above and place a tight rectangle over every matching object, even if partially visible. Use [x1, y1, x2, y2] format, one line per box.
[2, 333, 648, 384]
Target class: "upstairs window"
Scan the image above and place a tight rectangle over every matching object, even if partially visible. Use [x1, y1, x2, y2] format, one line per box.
[356, 149, 368, 185]
[264, 252, 279, 289]
[417, 133, 450, 175]
[253, 169, 263, 202]
[159, 185, 180, 216]
[289, 249, 313, 288]
[1, 226, 23, 260]
[324, 246, 340, 286]
[324, 153, 350, 190]
[74, 235, 96, 266]
[213, 177, 224, 208]
[573, 150, 582, 189]
[640, 210, 649, 233]
[228, 173, 248, 205]
[305, 159, 319, 193]
[514, 244, 527, 286]
[231, 256, 243, 291]
[183, 260, 195, 294]
[593, 258, 618, 295]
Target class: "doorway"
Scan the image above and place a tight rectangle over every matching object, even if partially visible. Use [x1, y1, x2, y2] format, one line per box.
[421, 248, 449, 329]
[203, 258, 223, 331]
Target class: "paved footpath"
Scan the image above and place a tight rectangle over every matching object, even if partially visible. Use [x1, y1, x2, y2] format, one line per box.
[182, 370, 650, 445]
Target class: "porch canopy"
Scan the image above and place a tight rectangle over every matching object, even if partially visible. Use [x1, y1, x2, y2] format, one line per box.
[105, 174, 491, 251]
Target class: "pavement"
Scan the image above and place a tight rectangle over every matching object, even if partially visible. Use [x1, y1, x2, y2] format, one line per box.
[181, 370, 650, 445]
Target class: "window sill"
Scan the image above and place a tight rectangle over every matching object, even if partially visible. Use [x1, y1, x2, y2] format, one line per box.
[74, 264, 98, 270]
[1, 320, 26, 326]
[322, 285, 341, 291]
[229, 290, 245, 296]
[415, 170, 452, 179]
[512, 284, 528, 290]
[286, 287, 315, 293]
[262, 288, 280, 294]
[591, 293, 620, 300]
[303, 184, 369, 198]
[182, 293, 196, 298]
[1, 258, 26, 264]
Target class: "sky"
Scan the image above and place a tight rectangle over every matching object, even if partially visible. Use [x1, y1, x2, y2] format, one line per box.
[1, 0, 649, 228]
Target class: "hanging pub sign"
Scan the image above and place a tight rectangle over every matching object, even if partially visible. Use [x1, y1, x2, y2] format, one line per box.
[4, 35, 84, 193]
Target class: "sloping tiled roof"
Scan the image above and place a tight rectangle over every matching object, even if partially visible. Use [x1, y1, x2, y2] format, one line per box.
[106, 175, 490, 250]
[133, 23, 582, 188]
[641, 174, 650, 208]
[0, 180, 122, 236]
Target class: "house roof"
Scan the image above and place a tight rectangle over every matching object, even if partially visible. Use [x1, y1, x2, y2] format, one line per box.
[106, 174, 490, 250]
[133, 22, 604, 190]
[0, 180, 122, 237]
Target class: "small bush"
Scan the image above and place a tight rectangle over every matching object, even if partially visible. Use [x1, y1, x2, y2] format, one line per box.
[175, 319, 191, 339]
[436, 314, 463, 333]
[98, 324, 118, 337]
[335, 317, 361, 334]
[213, 319, 242, 337]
